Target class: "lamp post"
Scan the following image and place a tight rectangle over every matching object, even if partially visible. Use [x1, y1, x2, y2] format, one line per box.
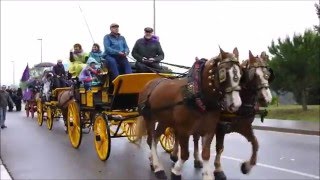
[10, 61, 15, 86]
[37, 38, 43, 62]
[153, 0, 156, 35]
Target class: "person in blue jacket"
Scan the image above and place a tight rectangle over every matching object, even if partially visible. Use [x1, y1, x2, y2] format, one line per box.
[102, 23, 132, 81]
[89, 43, 103, 69]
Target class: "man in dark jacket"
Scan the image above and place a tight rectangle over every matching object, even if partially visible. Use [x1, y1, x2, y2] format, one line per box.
[5, 87, 13, 111]
[132, 27, 165, 73]
[0, 85, 14, 128]
[52, 59, 66, 88]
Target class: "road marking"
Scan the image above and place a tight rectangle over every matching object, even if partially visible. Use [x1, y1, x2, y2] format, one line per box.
[221, 155, 320, 179]
[255, 129, 320, 137]
[1, 165, 12, 180]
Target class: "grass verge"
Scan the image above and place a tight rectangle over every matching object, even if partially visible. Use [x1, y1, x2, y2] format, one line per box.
[264, 105, 319, 121]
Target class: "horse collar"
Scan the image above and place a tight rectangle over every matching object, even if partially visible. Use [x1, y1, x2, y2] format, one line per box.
[185, 58, 207, 112]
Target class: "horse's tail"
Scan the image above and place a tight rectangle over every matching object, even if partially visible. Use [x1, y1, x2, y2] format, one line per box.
[135, 116, 147, 145]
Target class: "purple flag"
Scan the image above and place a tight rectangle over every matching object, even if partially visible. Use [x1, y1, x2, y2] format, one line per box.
[20, 64, 30, 82]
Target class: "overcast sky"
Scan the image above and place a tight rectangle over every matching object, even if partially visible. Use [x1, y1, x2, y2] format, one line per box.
[0, 0, 318, 86]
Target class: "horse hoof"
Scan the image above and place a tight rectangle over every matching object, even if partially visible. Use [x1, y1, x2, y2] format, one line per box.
[240, 162, 250, 174]
[194, 160, 203, 168]
[214, 171, 227, 180]
[150, 164, 155, 172]
[171, 172, 181, 180]
[170, 154, 178, 162]
[155, 170, 167, 179]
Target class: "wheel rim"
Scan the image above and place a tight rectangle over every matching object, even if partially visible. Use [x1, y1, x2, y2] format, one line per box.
[124, 121, 137, 142]
[37, 100, 43, 126]
[46, 106, 53, 130]
[94, 115, 110, 161]
[67, 101, 81, 148]
[160, 127, 175, 153]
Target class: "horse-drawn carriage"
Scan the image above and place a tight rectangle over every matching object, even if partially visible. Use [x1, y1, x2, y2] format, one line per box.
[22, 62, 56, 119]
[34, 61, 176, 161]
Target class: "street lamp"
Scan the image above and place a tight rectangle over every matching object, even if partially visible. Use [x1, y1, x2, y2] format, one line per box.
[153, 0, 156, 35]
[37, 38, 42, 62]
[10, 61, 15, 86]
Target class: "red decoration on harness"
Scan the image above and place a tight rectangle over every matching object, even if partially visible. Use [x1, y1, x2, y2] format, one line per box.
[193, 59, 206, 112]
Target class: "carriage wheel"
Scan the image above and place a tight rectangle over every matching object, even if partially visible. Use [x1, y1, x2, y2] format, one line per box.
[123, 121, 138, 143]
[94, 114, 111, 161]
[36, 99, 43, 126]
[46, 106, 53, 130]
[67, 101, 82, 149]
[160, 127, 175, 153]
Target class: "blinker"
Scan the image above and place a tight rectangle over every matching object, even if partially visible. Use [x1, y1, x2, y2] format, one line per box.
[219, 68, 226, 83]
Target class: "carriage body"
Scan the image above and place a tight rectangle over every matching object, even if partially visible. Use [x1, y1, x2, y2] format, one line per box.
[66, 72, 176, 161]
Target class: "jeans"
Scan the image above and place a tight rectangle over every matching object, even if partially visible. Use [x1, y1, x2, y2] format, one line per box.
[104, 55, 132, 81]
[0, 106, 7, 126]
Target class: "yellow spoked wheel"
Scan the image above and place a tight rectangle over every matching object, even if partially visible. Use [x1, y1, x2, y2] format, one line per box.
[37, 99, 43, 126]
[46, 106, 53, 130]
[94, 114, 111, 161]
[160, 127, 175, 153]
[67, 101, 82, 149]
[123, 121, 138, 143]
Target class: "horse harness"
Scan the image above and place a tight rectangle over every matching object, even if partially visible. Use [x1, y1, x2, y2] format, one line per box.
[138, 57, 241, 117]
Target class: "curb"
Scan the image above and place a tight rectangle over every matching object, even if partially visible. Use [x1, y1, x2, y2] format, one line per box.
[0, 158, 13, 180]
[253, 125, 320, 136]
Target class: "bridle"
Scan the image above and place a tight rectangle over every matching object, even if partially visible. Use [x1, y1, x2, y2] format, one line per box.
[208, 57, 242, 98]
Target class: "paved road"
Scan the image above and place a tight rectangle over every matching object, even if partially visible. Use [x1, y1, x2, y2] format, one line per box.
[1, 111, 319, 180]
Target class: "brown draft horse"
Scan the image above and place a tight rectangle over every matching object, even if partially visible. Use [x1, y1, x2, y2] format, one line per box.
[170, 51, 273, 180]
[212, 51, 273, 180]
[135, 47, 243, 180]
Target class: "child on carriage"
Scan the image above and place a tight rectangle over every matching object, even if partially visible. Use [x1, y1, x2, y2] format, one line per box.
[79, 57, 101, 91]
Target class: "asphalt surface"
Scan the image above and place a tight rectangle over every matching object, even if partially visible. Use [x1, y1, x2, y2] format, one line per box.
[1, 111, 319, 180]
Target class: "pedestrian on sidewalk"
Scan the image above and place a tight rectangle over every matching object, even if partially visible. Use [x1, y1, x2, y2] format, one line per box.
[0, 85, 14, 129]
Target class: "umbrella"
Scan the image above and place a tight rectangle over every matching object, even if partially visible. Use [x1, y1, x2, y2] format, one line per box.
[34, 62, 55, 68]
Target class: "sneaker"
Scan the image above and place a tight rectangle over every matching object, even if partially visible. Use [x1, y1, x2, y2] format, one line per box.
[1, 125, 7, 129]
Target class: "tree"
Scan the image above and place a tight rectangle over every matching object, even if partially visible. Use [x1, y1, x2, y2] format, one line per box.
[268, 29, 320, 110]
[315, 2, 320, 33]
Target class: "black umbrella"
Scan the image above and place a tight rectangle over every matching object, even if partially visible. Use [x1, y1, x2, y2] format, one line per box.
[34, 62, 55, 68]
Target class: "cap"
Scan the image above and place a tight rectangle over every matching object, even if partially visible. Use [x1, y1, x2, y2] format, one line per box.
[110, 23, 119, 28]
[144, 27, 153, 33]
[57, 59, 62, 63]
[87, 57, 99, 65]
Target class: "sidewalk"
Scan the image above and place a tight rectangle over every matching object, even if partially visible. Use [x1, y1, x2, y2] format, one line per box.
[253, 118, 320, 136]
[1, 158, 12, 180]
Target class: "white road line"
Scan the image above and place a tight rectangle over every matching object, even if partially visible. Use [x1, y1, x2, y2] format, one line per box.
[1, 165, 12, 180]
[221, 155, 320, 179]
[254, 129, 320, 137]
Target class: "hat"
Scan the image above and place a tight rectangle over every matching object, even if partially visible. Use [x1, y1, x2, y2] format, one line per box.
[144, 27, 154, 33]
[110, 23, 119, 28]
[57, 59, 62, 63]
[87, 57, 99, 65]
